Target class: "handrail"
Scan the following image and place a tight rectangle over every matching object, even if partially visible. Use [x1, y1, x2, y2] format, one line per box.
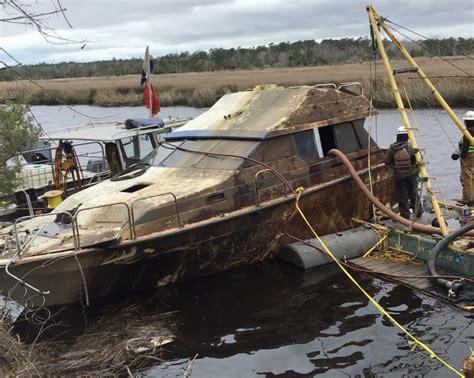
[254, 169, 288, 206]
[337, 82, 363, 96]
[314, 83, 337, 89]
[16, 190, 34, 217]
[13, 141, 108, 193]
[74, 202, 135, 242]
[131, 192, 182, 231]
[7, 211, 78, 296]
[13, 212, 78, 256]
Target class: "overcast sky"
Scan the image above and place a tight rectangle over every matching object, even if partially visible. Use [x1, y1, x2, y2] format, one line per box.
[0, 0, 473, 65]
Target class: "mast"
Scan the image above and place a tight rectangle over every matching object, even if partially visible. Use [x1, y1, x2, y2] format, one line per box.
[367, 4, 449, 235]
[372, 8, 474, 145]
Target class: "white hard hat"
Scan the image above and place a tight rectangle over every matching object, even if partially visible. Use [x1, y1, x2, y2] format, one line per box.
[463, 111, 474, 121]
[396, 126, 407, 135]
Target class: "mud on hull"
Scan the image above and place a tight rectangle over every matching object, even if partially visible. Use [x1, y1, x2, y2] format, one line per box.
[0, 167, 394, 307]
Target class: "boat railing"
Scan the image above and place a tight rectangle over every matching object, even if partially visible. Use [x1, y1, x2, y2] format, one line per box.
[337, 82, 363, 96]
[313, 82, 364, 96]
[314, 83, 337, 90]
[13, 141, 109, 197]
[131, 192, 182, 233]
[12, 211, 79, 257]
[74, 202, 135, 243]
[254, 169, 288, 206]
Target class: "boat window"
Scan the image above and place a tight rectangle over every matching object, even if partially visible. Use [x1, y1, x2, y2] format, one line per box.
[353, 119, 375, 147]
[196, 140, 258, 170]
[250, 135, 294, 164]
[120, 134, 155, 165]
[292, 130, 319, 163]
[318, 125, 337, 156]
[333, 122, 361, 153]
[149, 139, 257, 170]
[145, 141, 181, 165]
[160, 140, 220, 168]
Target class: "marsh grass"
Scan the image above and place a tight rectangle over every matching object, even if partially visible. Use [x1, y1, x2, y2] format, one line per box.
[1, 57, 472, 108]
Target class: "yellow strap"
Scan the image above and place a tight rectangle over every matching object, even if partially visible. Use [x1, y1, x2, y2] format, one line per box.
[294, 186, 464, 377]
[362, 235, 387, 257]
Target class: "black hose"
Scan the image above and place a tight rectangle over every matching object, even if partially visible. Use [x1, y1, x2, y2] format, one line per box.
[429, 221, 474, 295]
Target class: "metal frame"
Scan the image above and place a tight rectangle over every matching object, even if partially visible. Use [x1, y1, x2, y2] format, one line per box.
[131, 192, 182, 231]
[13, 212, 78, 256]
[337, 82, 363, 96]
[12, 141, 108, 196]
[74, 202, 135, 242]
[314, 83, 337, 90]
[254, 169, 288, 206]
[7, 211, 78, 296]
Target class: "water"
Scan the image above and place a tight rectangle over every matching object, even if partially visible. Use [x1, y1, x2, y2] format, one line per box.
[26, 105, 474, 376]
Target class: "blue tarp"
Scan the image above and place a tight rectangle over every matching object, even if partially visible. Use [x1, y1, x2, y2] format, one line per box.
[125, 118, 164, 129]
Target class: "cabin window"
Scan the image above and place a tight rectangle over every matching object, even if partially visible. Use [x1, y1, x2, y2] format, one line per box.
[317, 120, 371, 156]
[155, 139, 256, 170]
[161, 140, 219, 168]
[333, 122, 361, 153]
[353, 119, 375, 148]
[292, 130, 319, 163]
[120, 134, 155, 166]
[249, 135, 294, 165]
[318, 125, 337, 156]
[196, 140, 258, 170]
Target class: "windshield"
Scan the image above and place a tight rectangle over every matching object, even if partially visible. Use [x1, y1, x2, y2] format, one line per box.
[146, 139, 258, 170]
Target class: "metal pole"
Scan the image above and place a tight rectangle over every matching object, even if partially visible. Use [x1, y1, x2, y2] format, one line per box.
[367, 5, 448, 236]
[375, 11, 474, 145]
[145, 46, 153, 119]
[18, 190, 34, 217]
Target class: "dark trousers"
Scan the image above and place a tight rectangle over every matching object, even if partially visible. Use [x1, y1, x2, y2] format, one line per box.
[395, 173, 421, 219]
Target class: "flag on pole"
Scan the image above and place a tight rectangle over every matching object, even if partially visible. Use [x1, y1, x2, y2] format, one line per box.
[141, 46, 160, 117]
[144, 84, 160, 117]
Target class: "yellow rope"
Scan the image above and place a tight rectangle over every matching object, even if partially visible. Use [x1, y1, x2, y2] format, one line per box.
[363, 235, 387, 257]
[294, 187, 464, 377]
[367, 250, 424, 265]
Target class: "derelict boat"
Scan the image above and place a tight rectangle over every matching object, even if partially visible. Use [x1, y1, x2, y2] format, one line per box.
[0, 84, 396, 307]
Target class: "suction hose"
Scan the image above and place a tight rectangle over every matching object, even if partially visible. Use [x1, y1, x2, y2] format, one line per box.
[428, 222, 474, 295]
[327, 149, 474, 237]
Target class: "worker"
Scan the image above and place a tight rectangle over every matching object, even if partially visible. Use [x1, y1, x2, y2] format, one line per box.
[451, 110, 474, 205]
[384, 126, 422, 219]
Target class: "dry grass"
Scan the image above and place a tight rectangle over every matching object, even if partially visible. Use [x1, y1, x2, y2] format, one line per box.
[1, 56, 472, 108]
[1, 304, 179, 376]
[0, 322, 40, 376]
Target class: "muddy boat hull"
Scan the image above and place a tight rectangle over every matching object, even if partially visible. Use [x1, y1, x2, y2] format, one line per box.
[0, 165, 394, 307]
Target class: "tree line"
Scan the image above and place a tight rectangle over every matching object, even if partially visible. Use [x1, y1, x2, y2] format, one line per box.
[1, 37, 472, 81]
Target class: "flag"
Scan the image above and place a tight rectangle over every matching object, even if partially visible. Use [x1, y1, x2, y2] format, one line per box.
[144, 84, 160, 117]
[141, 46, 160, 117]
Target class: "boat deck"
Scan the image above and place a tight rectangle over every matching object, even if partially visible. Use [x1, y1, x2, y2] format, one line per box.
[349, 255, 473, 310]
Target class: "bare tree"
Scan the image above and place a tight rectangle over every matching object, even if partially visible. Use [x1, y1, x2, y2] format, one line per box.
[0, 0, 84, 44]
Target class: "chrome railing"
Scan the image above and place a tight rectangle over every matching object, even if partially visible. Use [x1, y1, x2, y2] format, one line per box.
[131, 192, 182, 231]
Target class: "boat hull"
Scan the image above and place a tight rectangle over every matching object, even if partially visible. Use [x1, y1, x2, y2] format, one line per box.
[0, 166, 395, 307]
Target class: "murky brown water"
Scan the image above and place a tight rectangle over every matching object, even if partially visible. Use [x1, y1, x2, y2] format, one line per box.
[21, 105, 474, 377]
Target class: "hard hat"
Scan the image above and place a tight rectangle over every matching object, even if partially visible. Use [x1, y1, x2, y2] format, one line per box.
[396, 126, 407, 135]
[463, 111, 474, 121]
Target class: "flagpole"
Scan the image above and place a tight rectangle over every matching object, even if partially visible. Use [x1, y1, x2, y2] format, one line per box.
[147, 47, 153, 119]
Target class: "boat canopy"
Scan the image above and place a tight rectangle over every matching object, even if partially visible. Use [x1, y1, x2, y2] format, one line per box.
[39, 118, 181, 143]
[166, 85, 374, 142]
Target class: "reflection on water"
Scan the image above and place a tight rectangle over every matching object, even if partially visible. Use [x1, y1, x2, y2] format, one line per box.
[27, 105, 473, 377]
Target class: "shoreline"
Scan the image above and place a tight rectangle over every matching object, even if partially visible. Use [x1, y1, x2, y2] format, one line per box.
[1, 57, 472, 108]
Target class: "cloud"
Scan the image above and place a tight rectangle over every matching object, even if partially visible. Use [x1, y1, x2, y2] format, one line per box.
[0, 0, 472, 64]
